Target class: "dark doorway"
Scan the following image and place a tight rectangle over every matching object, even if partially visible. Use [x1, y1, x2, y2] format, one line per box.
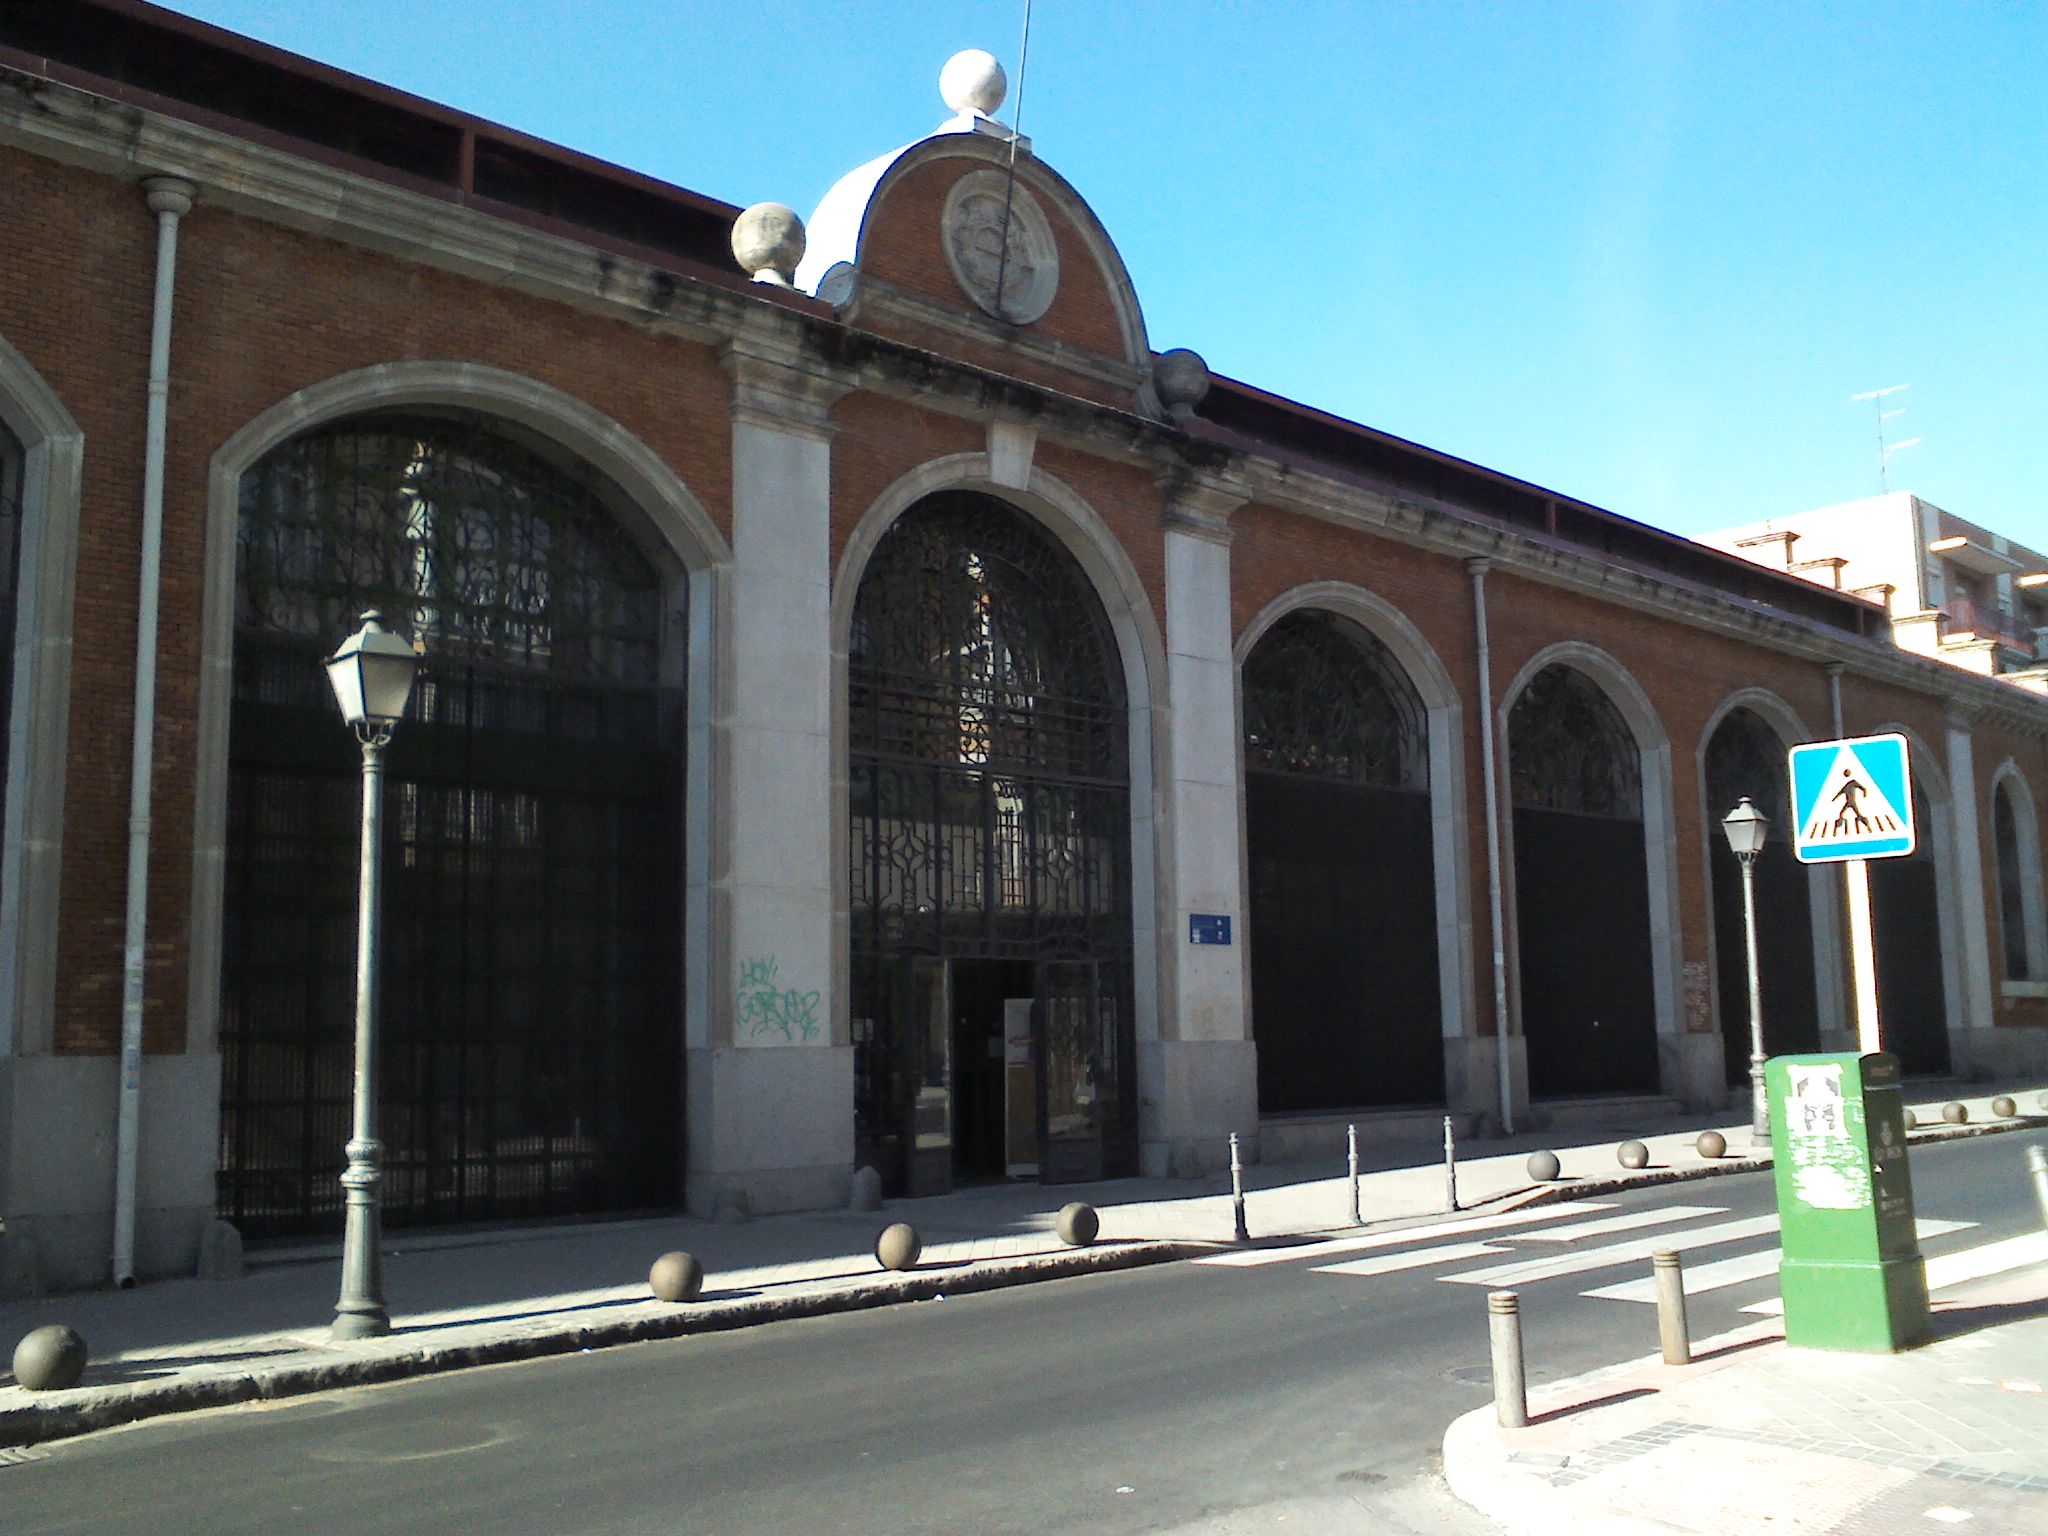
[848, 493, 1136, 1195]
[1509, 664, 1660, 1097]
[1870, 783, 1949, 1075]
[1705, 708, 1820, 1083]
[1242, 610, 1441, 1111]
[218, 413, 685, 1239]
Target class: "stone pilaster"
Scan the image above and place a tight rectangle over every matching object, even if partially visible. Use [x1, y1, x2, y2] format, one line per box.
[1141, 474, 1258, 1176]
[687, 338, 857, 1216]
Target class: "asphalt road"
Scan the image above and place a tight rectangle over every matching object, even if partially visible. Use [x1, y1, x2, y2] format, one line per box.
[3, 1134, 2041, 1536]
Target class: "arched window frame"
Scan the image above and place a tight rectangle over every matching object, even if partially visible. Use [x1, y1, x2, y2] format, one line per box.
[0, 333, 84, 1060]
[1991, 766, 2048, 986]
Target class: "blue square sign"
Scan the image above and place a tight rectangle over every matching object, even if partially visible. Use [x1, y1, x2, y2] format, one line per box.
[1788, 734, 1916, 863]
[1189, 914, 1232, 946]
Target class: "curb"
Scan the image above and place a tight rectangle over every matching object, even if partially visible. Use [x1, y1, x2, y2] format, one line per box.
[0, 1238, 1206, 1450]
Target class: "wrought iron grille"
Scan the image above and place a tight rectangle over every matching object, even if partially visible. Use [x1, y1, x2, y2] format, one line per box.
[848, 492, 1135, 1175]
[1242, 611, 1426, 787]
[1704, 706, 1791, 827]
[0, 421, 21, 819]
[220, 412, 683, 1239]
[1508, 664, 1642, 818]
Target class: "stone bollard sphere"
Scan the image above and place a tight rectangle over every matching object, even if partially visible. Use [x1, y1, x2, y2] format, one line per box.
[1055, 1201, 1100, 1247]
[12, 1324, 87, 1392]
[1992, 1095, 2018, 1120]
[1942, 1101, 1969, 1124]
[1695, 1130, 1727, 1160]
[1904, 1107, 1918, 1130]
[648, 1251, 704, 1304]
[1526, 1150, 1562, 1182]
[1617, 1140, 1650, 1170]
[875, 1222, 922, 1271]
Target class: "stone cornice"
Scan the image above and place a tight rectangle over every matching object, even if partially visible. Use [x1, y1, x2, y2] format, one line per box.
[720, 336, 856, 438]
[1155, 467, 1252, 544]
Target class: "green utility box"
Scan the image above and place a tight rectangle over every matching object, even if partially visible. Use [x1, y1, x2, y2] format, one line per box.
[1767, 1051, 1927, 1352]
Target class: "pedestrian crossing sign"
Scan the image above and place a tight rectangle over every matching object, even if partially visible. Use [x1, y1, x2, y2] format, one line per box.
[1788, 733, 1916, 863]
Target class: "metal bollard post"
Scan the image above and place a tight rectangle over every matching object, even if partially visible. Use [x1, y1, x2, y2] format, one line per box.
[1347, 1123, 1362, 1226]
[2027, 1145, 2048, 1231]
[1444, 1115, 1460, 1213]
[1653, 1249, 1691, 1366]
[1488, 1290, 1528, 1428]
[1229, 1131, 1249, 1242]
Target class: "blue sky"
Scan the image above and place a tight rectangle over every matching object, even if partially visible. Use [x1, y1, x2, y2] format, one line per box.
[159, 2, 2046, 545]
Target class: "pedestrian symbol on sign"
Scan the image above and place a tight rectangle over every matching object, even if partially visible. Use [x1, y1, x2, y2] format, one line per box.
[1789, 734, 1916, 864]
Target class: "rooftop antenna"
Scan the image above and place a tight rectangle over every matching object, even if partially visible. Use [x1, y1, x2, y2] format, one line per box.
[992, 0, 1034, 322]
[1850, 384, 1920, 492]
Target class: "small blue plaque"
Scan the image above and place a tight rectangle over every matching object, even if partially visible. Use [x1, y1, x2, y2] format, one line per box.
[1189, 914, 1232, 946]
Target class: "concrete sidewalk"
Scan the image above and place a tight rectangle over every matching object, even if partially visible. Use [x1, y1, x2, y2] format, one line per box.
[1443, 1256, 2048, 1535]
[3, 1084, 2043, 1454]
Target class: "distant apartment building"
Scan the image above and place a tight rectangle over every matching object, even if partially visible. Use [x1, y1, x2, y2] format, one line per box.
[1703, 493, 2048, 689]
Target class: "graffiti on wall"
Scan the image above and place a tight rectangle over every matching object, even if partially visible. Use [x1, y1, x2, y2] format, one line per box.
[738, 955, 822, 1043]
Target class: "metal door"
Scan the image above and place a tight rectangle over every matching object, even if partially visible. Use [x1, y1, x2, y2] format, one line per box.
[1033, 958, 1112, 1184]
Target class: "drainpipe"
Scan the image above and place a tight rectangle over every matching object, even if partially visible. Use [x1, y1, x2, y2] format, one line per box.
[1468, 559, 1516, 1136]
[112, 175, 196, 1288]
[1826, 661, 1846, 737]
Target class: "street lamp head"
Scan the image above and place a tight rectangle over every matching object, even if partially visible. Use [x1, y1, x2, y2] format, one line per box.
[1722, 795, 1769, 862]
[325, 610, 420, 737]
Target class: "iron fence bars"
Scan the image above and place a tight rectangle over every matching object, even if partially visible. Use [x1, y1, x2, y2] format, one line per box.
[220, 412, 683, 1238]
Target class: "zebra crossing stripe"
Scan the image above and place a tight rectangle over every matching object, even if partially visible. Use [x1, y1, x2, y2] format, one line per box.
[1312, 1241, 1508, 1278]
[1442, 1215, 1784, 1287]
[1192, 1199, 1615, 1268]
[1582, 1220, 1973, 1302]
[1515, 1204, 1726, 1243]
[1741, 1228, 2048, 1315]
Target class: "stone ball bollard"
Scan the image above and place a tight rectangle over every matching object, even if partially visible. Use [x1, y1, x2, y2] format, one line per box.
[12, 1324, 87, 1392]
[1942, 1101, 1969, 1124]
[1695, 1130, 1728, 1160]
[848, 1165, 884, 1213]
[875, 1222, 922, 1271]
[1991, 1095, 2017, 1119]
[648, 1251, 704, 1304]
[1055, 1201, 1099, 1247]
[1617, 1140, 1649, 1170]
[1526, 1150, 1561, 1182]
[1904, 1107, 1918, 1130]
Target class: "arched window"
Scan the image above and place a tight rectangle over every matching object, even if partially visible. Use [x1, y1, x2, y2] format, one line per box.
[1993, 779, 2040, 982]
[1508, 665, 1641, 817]
[221, 411, 684, 1237]
[1241, 609, 1440, 1111]
[848, 491, 1133, 1192]
[1243, 611, 1425, 789]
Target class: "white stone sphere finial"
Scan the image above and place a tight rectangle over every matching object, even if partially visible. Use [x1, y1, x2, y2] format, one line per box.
[731, 203, 806, 287]
[940, 50, 1007, 117]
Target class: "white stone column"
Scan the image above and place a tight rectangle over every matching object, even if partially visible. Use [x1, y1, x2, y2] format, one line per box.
[1945, 709, 1998, 1069]
[687, 338, 854, 1217]
[1142, 477, 1257, 1177]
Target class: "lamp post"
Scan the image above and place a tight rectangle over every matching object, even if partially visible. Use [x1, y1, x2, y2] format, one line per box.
[1721, 796, 1770, 1146]
[324, 610, 420, 1340]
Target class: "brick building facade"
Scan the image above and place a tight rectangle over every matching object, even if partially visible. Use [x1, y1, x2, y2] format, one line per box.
[3, 2, 2045, 1292]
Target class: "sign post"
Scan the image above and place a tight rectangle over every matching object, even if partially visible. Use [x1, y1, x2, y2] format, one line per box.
[1767, 1051, 1927, 1351]
[1789, 733, 1916, 1053]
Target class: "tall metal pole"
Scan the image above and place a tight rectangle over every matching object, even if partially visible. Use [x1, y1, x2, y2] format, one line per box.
[1738, 847, 1768, 1146]
[333, 725, 393, 1340]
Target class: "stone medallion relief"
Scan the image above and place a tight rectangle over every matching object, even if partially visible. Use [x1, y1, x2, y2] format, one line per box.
[941, 169, 1060, 325]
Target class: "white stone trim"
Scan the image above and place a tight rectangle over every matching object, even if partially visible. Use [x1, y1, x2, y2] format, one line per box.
[828, 453, 1169, 1061]
[0, 332, 83, 1059]
[1234, 583, 1478, 1058]
[1498, 642, 1683, 1074]
[190, 362, 729, 1083]
[1990, 759, 2048, 984]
